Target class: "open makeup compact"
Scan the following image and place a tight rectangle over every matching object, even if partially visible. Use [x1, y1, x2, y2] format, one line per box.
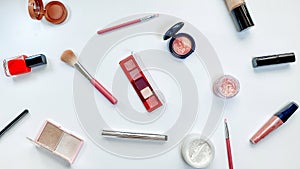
[27, 120, 83, 164]
[28, 0, 68, 24]
[163, 22, 195, 59]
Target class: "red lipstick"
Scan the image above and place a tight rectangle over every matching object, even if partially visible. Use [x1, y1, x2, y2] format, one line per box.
[250, 102, 298, 144]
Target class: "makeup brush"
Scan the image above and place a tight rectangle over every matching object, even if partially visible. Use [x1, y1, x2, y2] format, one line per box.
[60, 50, 118, 104]
[224, 118, 234, 169]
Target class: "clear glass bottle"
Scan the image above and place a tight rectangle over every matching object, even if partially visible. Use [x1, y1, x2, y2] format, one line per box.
[3, 54, 47, 77]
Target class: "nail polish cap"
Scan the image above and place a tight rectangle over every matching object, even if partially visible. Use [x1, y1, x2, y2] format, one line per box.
[252, 52, 296, 67]
[231, 3, 254, 31]
[275, 102, 298, 123]
[163, 22, 184, 40]
[25, 54, 47, 68]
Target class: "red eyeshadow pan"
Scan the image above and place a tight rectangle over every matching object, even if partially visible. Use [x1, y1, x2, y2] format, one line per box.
[146, 95, 160, 111]
[119, 55, 162, 112]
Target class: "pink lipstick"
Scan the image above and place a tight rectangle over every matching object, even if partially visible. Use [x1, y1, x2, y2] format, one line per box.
[250, 101, 298, 144]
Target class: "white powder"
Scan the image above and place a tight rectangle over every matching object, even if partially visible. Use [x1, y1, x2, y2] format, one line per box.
[55, 133, 82, 161]
[188, 139, 213, 166]
[182, 135, 215, 168]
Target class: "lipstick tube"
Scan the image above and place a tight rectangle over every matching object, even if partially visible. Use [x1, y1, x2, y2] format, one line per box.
[252, 52, 296, 68]
[225, 0, 254, 31]
[250, 102, 298, 144]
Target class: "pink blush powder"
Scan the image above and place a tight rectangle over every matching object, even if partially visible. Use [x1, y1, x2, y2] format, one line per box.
[213, 75, 240, 98]
[172, 36, 192, 56]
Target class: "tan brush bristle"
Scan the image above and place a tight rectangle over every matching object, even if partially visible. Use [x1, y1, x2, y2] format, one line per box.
[60, 50, 78, 66]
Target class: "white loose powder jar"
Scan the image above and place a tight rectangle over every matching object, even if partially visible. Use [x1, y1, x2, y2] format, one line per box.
[181, 134, 215, 168]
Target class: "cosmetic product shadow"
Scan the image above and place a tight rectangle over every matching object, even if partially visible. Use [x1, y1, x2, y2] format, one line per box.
[252, 64, 290, 73]
[11, 63, 49, 82]
[35, 147, 71, 167]
[236, 28, 251, 39]
[102, 137, 167, 145]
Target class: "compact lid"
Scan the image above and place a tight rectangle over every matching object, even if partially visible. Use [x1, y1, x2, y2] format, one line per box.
[28, 0, 44, 20]
[163, 22, 184, 40]
[25, 54, 47, 68]
[231, 3, 254, 31]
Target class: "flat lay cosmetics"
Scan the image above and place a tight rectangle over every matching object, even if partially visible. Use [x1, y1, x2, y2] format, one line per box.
[119, 55, 162, 112]
[0, 109, 29, 138]
[181, 134, 215, 168]
[224, 119, 234, 169]
[97, 14, 159, 34]
[213, 75, 240, 99]
[3, 54, 47, 77]
[224, 0, 254, 31]
[250, 101, 298, 144]
[60, 50, 118, 104]
[28, 0, 68, 24]
[163, 22, 195, 59]
[27, 120, 84, 164]
[102, 129, 168, 141]
[252, 52, 296, 68]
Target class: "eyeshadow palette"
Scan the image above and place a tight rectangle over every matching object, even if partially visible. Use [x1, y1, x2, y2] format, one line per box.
[74, 13, 225, 158]
[27, 120, 84, 164]
[119, 55, 163, 112]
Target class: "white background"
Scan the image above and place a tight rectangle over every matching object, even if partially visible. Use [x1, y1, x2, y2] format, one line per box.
[0, 0, 300, 168]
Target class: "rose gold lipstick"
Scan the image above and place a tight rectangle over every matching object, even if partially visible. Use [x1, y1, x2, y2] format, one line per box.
[250, 102, 298, 144]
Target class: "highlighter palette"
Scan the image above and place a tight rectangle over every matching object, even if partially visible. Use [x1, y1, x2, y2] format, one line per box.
[119, 55, 162, 112]
[27, 120, 83, 164]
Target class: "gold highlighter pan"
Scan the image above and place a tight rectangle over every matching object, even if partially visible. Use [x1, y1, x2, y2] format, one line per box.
[27, 120, 84, 164]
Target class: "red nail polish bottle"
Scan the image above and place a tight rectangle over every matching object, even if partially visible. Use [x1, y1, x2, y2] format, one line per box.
[3, 54, 47, 77]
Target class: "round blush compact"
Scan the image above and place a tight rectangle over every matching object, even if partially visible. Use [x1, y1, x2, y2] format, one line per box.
[163, 22, 195, 59]
[28, 0, 68, 24]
